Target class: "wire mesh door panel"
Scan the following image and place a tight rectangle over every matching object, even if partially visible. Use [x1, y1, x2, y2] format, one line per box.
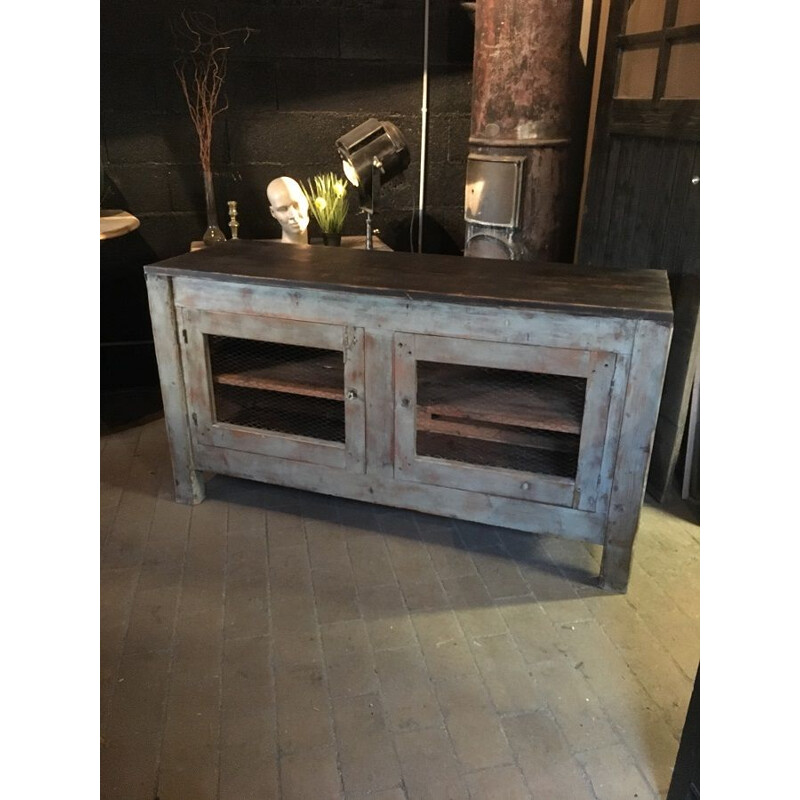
[210, 338, 345, 441]
[180, 308, 365, 471]
[394, 333, 616, 510]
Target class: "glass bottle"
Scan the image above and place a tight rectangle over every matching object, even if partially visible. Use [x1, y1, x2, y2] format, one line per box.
[202, 169, 227, 246]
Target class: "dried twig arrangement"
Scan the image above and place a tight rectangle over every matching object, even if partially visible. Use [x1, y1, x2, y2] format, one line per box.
[173, 11, 255, 172]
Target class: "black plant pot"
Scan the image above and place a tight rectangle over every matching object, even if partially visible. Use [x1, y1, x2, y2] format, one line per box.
[322, 233, 342, 246]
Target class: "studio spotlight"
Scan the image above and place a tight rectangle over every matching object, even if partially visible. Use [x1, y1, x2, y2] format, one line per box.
[335, 118, 411, 250]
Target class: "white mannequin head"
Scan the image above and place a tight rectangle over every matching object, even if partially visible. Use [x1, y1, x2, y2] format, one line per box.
[267, 176, 309, 244]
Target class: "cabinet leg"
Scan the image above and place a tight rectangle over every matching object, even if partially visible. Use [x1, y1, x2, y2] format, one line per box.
[599, 542, 633, 592]
[599, 319, 671, 594]
[173, 469, 205, 505]
[147, 275, 206, 507]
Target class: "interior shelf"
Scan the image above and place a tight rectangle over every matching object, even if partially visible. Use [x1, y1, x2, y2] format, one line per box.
[416, 364, 585, 436]
[212, 349, 343, 401]
[416, 414, 578, 452]
[417, 431, 579, 478]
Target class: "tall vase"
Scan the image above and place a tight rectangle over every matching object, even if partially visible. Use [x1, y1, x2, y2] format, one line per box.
[202, 169, 226, 246]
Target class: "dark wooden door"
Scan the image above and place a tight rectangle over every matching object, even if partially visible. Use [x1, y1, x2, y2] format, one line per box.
[667, 665, 700, 799]
[577, 0, 699, 501]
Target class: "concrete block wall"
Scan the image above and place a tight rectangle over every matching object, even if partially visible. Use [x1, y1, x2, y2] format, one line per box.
[101, 0, 474, 255]
[101, 0, 475, 390]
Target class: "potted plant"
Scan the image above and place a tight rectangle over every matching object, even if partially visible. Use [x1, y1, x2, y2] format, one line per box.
[302, 172, 349, 245]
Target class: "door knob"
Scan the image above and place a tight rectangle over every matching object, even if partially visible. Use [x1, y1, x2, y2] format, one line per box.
[691, 176, 699, 185]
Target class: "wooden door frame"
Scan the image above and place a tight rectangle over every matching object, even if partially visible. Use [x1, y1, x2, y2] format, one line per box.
[578, 0, 700, 502]
[178, 308, 367, 472]
[393, 332, 620, 513]
[592, 0, 699, 147]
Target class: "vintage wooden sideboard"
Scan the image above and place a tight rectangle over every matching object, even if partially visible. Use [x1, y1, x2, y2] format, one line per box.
[145, 240, 672, 591]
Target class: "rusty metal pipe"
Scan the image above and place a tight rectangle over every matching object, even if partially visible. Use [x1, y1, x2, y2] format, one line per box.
[468, 0, 587, 262]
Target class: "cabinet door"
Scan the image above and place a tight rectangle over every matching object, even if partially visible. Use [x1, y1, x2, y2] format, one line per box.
[180, 308, 366, 472]
[394, 334, 616, 510]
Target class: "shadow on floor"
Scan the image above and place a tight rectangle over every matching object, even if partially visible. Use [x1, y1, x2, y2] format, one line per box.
[102, 417, 698, 604]
[205, 473, 606, 598]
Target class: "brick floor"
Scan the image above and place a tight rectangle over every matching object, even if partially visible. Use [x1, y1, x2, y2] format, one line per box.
[101, 419, 699, 799]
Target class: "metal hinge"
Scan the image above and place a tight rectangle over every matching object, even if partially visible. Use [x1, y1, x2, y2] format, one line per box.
[182, 329, 188, 344]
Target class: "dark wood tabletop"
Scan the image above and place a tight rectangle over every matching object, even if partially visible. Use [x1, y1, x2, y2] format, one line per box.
[145, 239, 673, 322]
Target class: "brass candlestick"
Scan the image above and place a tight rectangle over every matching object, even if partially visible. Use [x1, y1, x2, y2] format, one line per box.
[227, 200, 239, 239]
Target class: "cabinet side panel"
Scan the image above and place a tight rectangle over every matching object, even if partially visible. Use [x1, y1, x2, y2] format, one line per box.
[145, 274, 205, 504]
[601, 320, 672, 590]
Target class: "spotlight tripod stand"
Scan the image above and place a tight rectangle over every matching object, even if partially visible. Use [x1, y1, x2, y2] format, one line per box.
[362, 158, 384, 251]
